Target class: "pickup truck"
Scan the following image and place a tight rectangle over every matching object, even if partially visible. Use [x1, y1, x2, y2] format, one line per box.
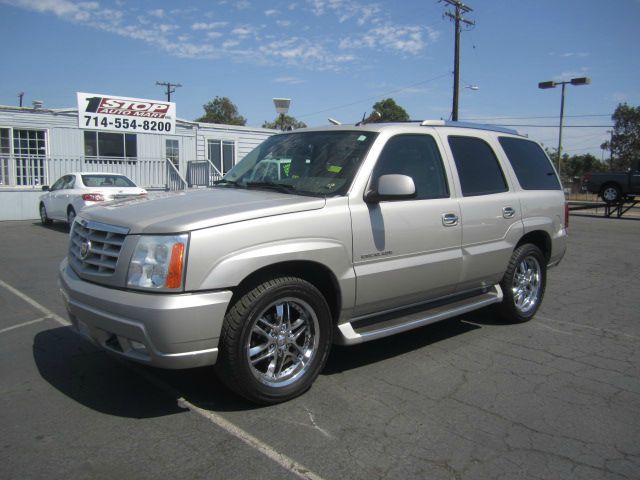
[582, 160, 640, 202]
[59, 121, 567, 404]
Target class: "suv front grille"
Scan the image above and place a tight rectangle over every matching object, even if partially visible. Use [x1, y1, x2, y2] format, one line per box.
[69, 219, 129, 276]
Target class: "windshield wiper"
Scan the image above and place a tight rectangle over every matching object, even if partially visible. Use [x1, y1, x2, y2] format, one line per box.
[245, 181, 297, 194]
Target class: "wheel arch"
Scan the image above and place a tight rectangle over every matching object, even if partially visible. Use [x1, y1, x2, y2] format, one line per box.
[229, 260, 342, 324]
[516, 230, 552, 263]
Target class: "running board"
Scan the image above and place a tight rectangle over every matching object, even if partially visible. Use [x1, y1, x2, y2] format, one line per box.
[337, 285, 503, 345]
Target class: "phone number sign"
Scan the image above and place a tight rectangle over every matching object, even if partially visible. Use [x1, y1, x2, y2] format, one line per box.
[77, 92, 176, 134]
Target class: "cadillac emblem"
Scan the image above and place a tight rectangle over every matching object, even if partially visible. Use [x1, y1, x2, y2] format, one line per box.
[80, 239, 92, 260]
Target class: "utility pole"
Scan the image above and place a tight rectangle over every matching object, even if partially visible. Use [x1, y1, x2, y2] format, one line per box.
[443, 0, 474, 121]
[18, 92, 24, 107]
[155, 81, 182, 102]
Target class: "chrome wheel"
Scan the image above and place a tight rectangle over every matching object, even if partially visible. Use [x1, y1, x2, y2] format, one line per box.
[512, 255, 542, 314]
[246, 298, 320, 388]
[602, 185, 620, 203]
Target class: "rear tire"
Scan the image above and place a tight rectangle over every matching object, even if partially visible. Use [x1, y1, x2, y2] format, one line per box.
[601, 184, 622, 203]
[497, 244, 546, 323]
[216, 277, 332, 404]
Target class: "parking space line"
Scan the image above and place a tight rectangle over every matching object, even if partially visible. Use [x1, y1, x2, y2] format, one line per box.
[178, 398, 326, 480]
[0, 316, 51, 335]
[0, 277, 326, 480]
[0, 279, 69, 327]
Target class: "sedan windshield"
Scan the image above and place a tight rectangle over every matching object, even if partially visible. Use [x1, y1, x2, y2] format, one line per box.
[221, 130, 378, 196]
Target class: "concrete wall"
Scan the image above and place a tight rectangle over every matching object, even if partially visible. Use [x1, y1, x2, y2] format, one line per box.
[0, 189, 42, 221]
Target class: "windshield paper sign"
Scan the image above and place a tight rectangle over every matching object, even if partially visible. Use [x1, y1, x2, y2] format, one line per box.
[77, 92, 176, 134]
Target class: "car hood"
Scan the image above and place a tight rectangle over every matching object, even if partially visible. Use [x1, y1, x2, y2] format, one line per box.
[78, 188, 326, 234]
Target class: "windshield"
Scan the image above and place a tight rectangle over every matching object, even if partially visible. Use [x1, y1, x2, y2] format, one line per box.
[221, 130, 378, 196]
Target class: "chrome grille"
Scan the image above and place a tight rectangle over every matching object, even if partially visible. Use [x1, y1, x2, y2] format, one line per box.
[69, 219, 129, 276]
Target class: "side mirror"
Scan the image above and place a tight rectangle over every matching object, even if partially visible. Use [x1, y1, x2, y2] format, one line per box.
[41, 185, 50, 191]
[365, 174, 416, 203]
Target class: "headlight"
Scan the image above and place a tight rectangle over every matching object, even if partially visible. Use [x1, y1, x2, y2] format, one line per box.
[127, 234, 188, 290]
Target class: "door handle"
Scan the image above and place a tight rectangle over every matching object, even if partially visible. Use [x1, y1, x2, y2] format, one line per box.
[502, 207, 516, 219]
[442, 213, 459, 227]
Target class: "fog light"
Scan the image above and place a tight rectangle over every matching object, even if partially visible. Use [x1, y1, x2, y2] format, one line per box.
[130, 340, 147, 352]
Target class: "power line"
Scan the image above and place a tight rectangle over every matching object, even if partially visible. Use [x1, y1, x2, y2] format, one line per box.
[497, 124, 613, 128]
[466, 113, 611, 121]
[297, 73, 450, 119]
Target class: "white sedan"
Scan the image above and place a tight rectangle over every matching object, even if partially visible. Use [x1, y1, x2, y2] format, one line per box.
[39, 172, 147, 225]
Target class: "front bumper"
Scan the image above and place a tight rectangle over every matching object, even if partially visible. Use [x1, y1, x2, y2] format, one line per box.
[58, 259, 233, 369]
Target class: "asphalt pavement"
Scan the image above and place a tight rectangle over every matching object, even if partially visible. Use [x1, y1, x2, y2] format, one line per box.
[0, 215, 638, 480]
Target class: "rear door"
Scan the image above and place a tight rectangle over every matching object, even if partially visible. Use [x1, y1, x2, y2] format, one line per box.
[350, 133, 462, 316]
[442, 133, 523, 293]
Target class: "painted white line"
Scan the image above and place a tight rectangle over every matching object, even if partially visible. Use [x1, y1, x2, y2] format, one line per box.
[0, 278, 325, 480]
[0, 316, 51, 334]
[178, 397, 326, 480]
[0, 279, 69, 326]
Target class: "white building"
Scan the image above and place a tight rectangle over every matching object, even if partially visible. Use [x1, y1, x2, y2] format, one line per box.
[0, 103, 276, 220]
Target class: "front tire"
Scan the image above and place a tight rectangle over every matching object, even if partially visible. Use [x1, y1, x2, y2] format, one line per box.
[67, 207, 76, 226]
[217, 277, 332, 404]
[497, 244, 546, 323]
[39, 203, 52, 225]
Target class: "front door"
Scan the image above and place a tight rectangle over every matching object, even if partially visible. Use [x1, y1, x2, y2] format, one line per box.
[350, 134, 462, 317]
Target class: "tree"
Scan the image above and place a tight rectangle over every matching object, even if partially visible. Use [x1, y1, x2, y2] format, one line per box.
[600, 103, 640, 171]
[196, 96, 246, 125]
[372, 98, 410, 122]
[262, 115, 307, 130]
[564, 153, 606, 179]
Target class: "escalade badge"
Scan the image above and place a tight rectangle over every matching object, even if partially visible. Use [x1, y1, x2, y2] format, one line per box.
[80, 239, 92, 260]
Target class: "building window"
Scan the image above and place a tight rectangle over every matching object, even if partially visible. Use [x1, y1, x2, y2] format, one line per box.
[0, 128, 10, 185]
[84, 131, 137, 163]
[207, 139, 235, 175]
[166, 139, 179, 170]
[13, 129, 46, 186]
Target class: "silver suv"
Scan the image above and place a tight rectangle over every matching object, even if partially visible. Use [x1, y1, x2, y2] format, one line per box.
[59, 121, 567, 404]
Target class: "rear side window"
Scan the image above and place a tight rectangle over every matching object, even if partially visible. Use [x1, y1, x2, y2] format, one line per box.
[498, 137, 561, 190]
[448, 136, 508, 196]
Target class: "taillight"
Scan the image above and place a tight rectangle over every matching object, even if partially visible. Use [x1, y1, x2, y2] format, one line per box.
[564, 202, 569, 229]
[82, 193, 105, 202]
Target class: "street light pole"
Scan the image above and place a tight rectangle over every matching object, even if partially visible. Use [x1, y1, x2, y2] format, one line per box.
[538, 77, 591, 183]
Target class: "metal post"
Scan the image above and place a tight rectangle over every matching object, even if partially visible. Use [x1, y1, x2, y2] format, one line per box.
[452, 11, 461, 121]
[557, 82, 566, 182]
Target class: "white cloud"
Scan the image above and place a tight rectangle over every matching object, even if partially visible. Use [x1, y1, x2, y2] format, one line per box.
[264, 9, 277, 16]
[276, 19, 291, 27]
[192, 21, 227, 30]
[308, 0, 382, 26]
[340, 24, 427, 55]
[274, 76, 305, 85]
[149, 8, 164, 18]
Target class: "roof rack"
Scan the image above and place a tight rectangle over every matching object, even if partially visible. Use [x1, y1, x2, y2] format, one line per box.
[420, 120, 521, 136]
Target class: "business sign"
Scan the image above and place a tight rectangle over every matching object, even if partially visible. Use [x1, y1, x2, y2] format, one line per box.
[77, 92, 176, 134]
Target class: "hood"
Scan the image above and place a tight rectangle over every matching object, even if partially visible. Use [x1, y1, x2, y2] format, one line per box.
[79, 188, 326, 234]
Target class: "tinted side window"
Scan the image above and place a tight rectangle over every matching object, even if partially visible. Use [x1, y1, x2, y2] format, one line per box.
[373, 134, 449, 200]
[499, 137, 561, 190]
[448, 136, 508, 196]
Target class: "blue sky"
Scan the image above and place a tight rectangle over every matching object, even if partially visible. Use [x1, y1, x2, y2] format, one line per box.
[1, 0, 639, 159]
